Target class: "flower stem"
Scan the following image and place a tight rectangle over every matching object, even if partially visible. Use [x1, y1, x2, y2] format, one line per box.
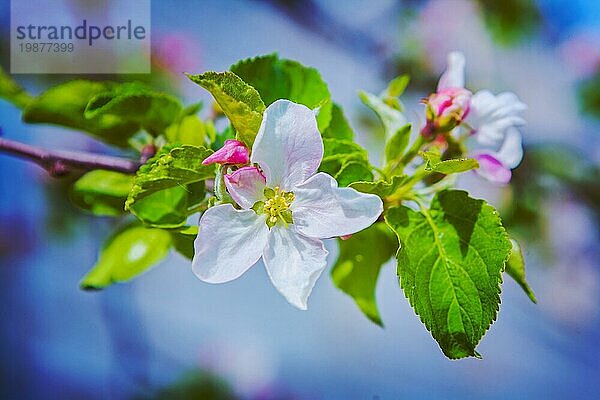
[385, 134, 426, 176]
[400, 135, 426, 166]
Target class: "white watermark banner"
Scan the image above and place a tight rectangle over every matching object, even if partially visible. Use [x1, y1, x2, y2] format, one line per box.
[10, 0, 151, 74]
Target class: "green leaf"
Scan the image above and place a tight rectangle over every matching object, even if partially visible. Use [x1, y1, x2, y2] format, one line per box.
[71, 170, 133, 216]
[84, 82, 182, 137]
[181, 101, 203, 116]
[319, 138, 370, 178]
[171, 225, 199, 260]
[186, 71, 265, 147]
[0, 65, 32, 108]
[230, 54, 333, 131]
[320, 138, 374, 186]
[210, 125, 235, 150]
[349, 175, 409, 198]
[165, 114, 207, 146]
[323, 138, 368, 160]
[185, 181, 208, 210]
[385, 190, 511, 359]
[421, 150, 479, 174]
[359, 90, 408, 139]
[321, 103, 354, 140]
[80, 225, 172, 290]
[381, 75, 410, 112]
[331, 223, 398, 325]
[129, 186, 189, 228]
[126, 145, 214, 206]
[386, 74, 410, 98]
[335, 161, 373, 187]
[125, 145, 214, 228]
[385, 124, 412, 163]
[22, 80, 140, 147]
[505, 239, 537, 303]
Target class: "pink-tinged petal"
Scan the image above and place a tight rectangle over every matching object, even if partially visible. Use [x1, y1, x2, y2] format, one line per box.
[291, 173, 383, 239]
[202, 140, 250, 165]
[192, 204, 269, 283]
[473, 153, 512, 185]
[224, 166, 266, 209]
[495, 128, 523, 169]
[437, 51, 466, 91]
[262, 226, 328, 310]
[250, 100, 323, 191]
[424, 87, 472, 132]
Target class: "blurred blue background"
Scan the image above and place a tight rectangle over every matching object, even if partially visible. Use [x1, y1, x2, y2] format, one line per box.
[1, 0, 599, 398]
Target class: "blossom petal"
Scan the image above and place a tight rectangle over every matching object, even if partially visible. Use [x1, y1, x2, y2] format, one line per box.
[467, 90, 527, 147]
[192, 204, 269, 283]
[291, 172, 383, 238]
[495, 128, 523, 169]
[473, 153, 512, 185]
[438, 51, 466, 90]
[263, 226, 328, 310]
[250, 100, 323, 191]
[224, 166, 266, 209]
[202, 139, 249, 165]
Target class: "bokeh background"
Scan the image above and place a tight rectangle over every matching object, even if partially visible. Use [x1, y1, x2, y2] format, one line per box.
[1, 0, 600, 398]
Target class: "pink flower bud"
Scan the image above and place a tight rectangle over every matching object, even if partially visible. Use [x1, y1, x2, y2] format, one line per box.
[422, 87, 471, 136]
[202, 140, 250, 166]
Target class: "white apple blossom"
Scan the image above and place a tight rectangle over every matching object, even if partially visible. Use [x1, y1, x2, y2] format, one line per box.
[436, 51, 527, 184]
[192, 100, 383, 309]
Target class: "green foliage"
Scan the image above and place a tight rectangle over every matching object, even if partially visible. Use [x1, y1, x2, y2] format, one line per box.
[84, 82, 182, 137]
[22, 80, 140, 147]
[322, 103, 354, 140]
[81, 225, 172, 290]
[186, 71, 265, 147]
[0, 52, 534, 361]
[210, 125, 235, 151]
[126, 145, 214, 205]
[505, 239, 537, 303]
[385, 124, 412, 163]
[126, 145, 213, 228]
[165, 114, 207, 146]
[71, 170, 133, 216]
[319, 138, 371, 180]
[335, 161, 374, 186]
[349, 175, 409, 198]
[230, 53, 333, 131]
[127, 145, 215, 206]
[319, 137, 374, 186]
[359, 90, 408, 140]
[0, 65, 32, 108]
[171, 226, 199, 260]
[385, 191, 511, 359]
[385, 74, 410, 98]
[129, 186, 190, 228]
[331, 223, 398, 325]
[421, 150, 479, 174]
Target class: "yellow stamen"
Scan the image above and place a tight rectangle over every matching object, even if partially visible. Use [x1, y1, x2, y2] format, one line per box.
[263, 186, 294, 228]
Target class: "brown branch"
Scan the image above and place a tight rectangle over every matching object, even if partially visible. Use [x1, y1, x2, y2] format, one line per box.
[0, 137, 142, 176]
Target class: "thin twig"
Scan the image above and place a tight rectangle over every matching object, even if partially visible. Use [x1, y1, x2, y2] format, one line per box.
[0, 137, 142, 176]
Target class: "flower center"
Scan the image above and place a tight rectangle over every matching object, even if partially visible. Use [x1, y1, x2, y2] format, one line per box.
[253, 186, 294, 228]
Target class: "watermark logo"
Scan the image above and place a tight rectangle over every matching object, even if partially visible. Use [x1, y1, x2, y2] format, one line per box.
[10, 0, 151, 74]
